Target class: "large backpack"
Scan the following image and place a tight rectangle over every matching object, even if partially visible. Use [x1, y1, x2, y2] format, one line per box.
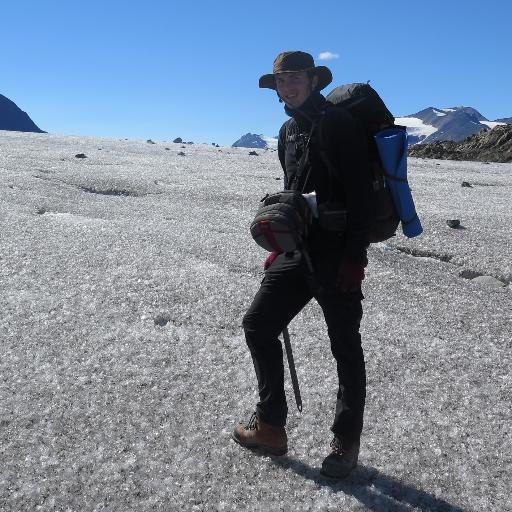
[250, 83, 403, 259]
[318, 83, 402, 243]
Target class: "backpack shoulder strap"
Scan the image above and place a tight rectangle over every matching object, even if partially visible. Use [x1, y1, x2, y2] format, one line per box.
[316, 105, 345, 186]
[291, 121, 317, 192]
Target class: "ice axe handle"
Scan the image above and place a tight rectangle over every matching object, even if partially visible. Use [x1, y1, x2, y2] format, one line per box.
[282, 327, 302, 412]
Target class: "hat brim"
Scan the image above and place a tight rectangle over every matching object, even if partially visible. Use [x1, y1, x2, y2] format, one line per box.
[259, 66, 332, 91]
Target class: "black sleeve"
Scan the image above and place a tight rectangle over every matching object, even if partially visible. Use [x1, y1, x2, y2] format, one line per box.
[322, 110, 373, 264]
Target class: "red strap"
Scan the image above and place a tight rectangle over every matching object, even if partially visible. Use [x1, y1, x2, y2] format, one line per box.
[258, 220, 282, 252]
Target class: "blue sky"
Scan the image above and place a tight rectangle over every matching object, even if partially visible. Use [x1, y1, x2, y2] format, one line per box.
[2, 0, 511, 146]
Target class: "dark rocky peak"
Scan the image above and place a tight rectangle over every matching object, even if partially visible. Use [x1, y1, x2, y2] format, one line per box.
[406, 106, 487, 129]
[0, 94, 45, 133]
[421, 111, 488, 144]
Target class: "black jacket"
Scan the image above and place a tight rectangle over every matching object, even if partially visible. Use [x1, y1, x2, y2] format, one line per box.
[277, 93, 373, 264]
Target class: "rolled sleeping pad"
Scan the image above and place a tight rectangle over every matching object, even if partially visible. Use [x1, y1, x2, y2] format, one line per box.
[374, 128, 423, 238]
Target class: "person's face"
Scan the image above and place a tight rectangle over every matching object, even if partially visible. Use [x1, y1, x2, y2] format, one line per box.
[275, 71, 318, 109]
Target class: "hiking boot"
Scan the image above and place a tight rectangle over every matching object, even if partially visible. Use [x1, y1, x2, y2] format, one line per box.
[232, 412, 288, 456]
[320, 437, 360, 478]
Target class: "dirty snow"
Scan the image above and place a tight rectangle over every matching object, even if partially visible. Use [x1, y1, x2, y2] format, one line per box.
[0, 131, 510, 511]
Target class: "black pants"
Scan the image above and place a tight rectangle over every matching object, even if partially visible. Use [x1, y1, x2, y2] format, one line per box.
[242, 250, 366, 441]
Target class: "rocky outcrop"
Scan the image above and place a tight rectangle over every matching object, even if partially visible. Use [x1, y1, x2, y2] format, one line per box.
[0, 94, 45, 133]
[408, 124, 512, 163]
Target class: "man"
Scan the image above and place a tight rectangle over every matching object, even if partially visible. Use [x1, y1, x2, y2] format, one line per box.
[232, 51, 373, 479]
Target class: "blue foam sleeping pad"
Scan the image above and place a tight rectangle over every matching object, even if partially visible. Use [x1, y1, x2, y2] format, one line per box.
[374, 128, 423, 238]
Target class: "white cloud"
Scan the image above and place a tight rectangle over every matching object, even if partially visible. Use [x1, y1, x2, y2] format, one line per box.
[319, 52, 339, 60]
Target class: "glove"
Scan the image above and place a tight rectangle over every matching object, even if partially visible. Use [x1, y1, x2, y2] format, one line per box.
[264, 251, 281, 271]
[336, 262, 365, 292]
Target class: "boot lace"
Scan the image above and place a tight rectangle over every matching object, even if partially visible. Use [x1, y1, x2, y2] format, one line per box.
[243, 412, 259, 431]
[330, 437, 347, 456]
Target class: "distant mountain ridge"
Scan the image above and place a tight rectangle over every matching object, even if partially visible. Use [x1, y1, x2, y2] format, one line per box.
[233, 107, 511, 149]
[0, 94, 45, 133]
[396, 106, 509, 146]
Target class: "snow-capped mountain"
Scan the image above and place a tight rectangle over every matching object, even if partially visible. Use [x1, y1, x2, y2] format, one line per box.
[395, 107, 507, 146]
[234, 107, 510, 149]
[233, 107, 511, 150]
[0, 94, 45, 133]
[232, 133, 278, 149]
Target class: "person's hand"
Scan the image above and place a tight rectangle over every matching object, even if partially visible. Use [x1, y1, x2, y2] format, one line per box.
[264, 251, 281, 271]
[336, 262, 365, 292]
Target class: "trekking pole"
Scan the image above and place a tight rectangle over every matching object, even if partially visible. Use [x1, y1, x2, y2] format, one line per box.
[282, 327, 303, 412]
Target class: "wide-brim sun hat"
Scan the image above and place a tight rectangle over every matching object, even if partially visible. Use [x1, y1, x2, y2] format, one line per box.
[259, 51, 332, 91]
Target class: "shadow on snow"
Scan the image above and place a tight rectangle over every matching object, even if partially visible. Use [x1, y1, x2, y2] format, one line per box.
[252, 449, 469, 512]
